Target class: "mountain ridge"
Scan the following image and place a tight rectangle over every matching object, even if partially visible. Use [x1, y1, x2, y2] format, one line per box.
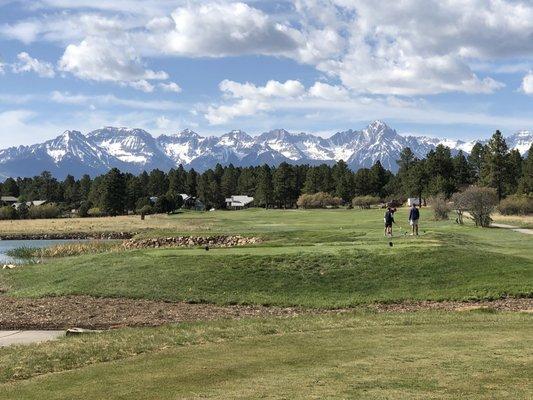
[0, 121, 530, 179]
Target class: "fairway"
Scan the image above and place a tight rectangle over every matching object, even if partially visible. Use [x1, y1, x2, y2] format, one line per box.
[0, 312, 531, 400]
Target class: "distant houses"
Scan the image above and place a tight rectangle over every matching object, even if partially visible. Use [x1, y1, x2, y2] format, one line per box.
[0, 196, 48, 209]
[225, 195, 254, 210]
[0, 196, 19, 206]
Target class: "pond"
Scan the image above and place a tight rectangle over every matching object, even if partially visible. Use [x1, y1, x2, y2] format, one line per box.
[0, 240, 88, 264]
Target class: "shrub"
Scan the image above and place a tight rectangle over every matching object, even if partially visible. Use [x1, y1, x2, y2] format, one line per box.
[78, 201, 92, 218]
[429, 194, 451, 220]
[384, 198, 406, 208]
[87, 207, 104, 217]
[452, 186, 498, 227]
[352, 195, 381, 209]
[28, 204, 61, 219]
[0, 206, 18, 220]
[297, 192, 343, 209]
[137, 205, 154, 215]
[498, 195, 533, 215]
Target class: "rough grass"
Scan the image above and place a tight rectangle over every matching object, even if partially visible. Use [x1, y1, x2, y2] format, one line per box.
[0, 311, 531, 399]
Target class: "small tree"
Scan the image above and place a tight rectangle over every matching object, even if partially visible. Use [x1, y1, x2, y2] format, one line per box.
[429, 194, 450, 220]
[297, 192, 342, 209]
[453, 187, 498, 227]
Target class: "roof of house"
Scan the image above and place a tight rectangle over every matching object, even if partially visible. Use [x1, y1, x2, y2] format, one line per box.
[1, 196, 19, 202]
[226, 195, 254, 206]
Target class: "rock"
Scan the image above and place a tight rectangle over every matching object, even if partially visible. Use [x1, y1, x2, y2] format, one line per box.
[66, 327, 103, 336]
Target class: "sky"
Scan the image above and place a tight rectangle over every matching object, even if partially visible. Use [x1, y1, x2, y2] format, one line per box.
[0, 0, 532, 148]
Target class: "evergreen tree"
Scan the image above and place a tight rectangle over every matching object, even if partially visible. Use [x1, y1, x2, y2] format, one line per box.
[425, 145, 456, 196]
[273, 162, 297, 208]
[3, 177, 20, 197]
[63, 175, 80, 206]
[79, 174, 92, 201]
[369, 161, 389, 197]
[453, 150, 473, 188]
[220, 164, 238, 199]
[506, 149, 523, 194]
[397, 147, 415, 172]
[404, 159, 429, 204]
[168, 168, 185, 194]
[468, 142, 486, 182]
[100, 168, 126, 216]
[148, 169, 168, 196]
[303, 168, 321, 194]
[236, 168, 256, 196]
[255, 165, 273, 208]
[481, 130, 510, 200]
[332, 160, 353, 201]
[353, 168, 373, 196]
[186, 169, 198, 196]
[517, 144, 533, 194]
[125, 176, 144, 211]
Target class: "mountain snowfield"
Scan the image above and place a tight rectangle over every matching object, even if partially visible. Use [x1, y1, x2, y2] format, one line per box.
[0, 121, 530, 179]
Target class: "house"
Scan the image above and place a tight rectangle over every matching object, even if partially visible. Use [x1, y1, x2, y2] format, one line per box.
[0, 196, 19, 206]
[225, 195, 254, 209]
[407, 198, 424, 206]
[12, 200, 48, 210]
[179, 194, 205, 211]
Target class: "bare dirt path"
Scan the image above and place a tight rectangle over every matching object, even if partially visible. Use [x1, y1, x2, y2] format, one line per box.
[491, 223, 533, 235]
[0, 296, 531, 330]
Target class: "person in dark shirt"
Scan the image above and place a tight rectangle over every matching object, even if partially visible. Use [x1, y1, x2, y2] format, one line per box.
[409, 204, 420, 236]
[384, 207, 395, 237]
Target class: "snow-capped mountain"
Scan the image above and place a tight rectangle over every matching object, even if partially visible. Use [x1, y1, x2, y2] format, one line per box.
[0, 121, 531, 178]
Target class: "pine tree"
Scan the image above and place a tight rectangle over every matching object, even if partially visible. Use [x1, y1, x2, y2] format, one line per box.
[100, 168, 126, 216]
[397, 147, 415, 172]
[332, 160, 353, 201]
[2, 178, 19, 197]
[468, 142, 486, 182]
[425, 145, 456, 196]
[148, 169, 169, 196]
[186, 169, 198, 197]
[220, 164, 238, 199]
[237, 168, 256, 196]
[125, 176, 144, 211]
[303, 168, 321, 194]
[79, 174, 92, 201]
[452, 150, 473, 188]
[273, 163, 297, 208]
[506, 149, 523, 194]
[255, 165, 273, 208]
[369, 161, 388, 197]
[481, 130, 510, 200]
[517, 144, 533, 194]
[353, 168, 372, 196]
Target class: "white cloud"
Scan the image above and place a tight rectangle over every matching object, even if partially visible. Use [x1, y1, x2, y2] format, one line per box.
[11, 52, 55, 78]
[128, 80, 154, 93]
[308, 82, 349, 100]
[59, 37, 167, 86]
[522, 71, 533, 94]
[146, 2, 301, 58]
[159, 81, 182, 93]
[206, 99, 270, 125]
[220, 79, 305, 99]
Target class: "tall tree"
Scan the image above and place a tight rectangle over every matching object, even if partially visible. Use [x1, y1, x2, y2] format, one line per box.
[332, 160, 353, 201]
[148, 169, 168, 196]
[237, 168, 256, 196]
[468, 142, 486, 182]
[2, 178, 19, 197]
[517, 144, 533, 194]
[273, 162, 296, 208]
[220, 164, 238, 199]
[369, 161, 389, 198]
[481, 130, 510, 200]
[100, 168, 126, 216]
[453, 150, 473, 188]
[303, 167, 321, 194]
[255, 165, 273, 208]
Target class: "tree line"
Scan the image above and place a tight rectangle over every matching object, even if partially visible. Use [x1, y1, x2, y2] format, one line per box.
[0, 130, 531, 216]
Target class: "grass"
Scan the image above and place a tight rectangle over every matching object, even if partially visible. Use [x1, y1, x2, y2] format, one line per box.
[1, 208, 532, 307]
[6, 241, 120, 260]
[0, 311, 531, 399]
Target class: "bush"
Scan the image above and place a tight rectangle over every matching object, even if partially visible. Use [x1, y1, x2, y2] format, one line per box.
[384, 198, 406, 208]
[498, 195, 533, 215]
[0, 206, 18, 220]
[87, 207, 104, 217]
[297, 192, 343, 209]
[78, 201, 92, 218]
[28, 204, 61, 219]
[429, 195, 450, 220]
[137, 205, 154, 215]
[352, 195, 381, 209]
[452, 187, 498, 227]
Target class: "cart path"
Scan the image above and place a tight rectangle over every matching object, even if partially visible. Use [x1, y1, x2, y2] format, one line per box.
[491, 223, 533, 235]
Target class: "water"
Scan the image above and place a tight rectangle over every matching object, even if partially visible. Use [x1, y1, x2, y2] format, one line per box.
[0, 240, 87, 264]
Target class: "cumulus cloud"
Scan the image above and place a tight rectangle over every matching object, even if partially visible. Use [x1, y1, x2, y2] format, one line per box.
[11, 52, 55, 78]
[522, 72, 533, 94]
[308, 82, 349, 100]
[159, 81, 182, 93]
[145, 2, 301, 58]
[58, 37, 167, 87]
[206, 99, 270, 125]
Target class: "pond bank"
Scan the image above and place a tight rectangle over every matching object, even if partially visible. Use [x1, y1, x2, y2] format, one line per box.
[0, 232, 135, 241]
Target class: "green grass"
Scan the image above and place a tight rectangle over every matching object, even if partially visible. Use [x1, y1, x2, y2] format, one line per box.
[1, 208, 532, 307]
[0, 311, 531, 399]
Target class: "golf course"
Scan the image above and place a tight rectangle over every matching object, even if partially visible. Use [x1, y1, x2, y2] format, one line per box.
[0, 208, 532, 399]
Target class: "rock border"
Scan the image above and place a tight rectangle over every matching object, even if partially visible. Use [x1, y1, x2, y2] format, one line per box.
[122, 235, 262, 249]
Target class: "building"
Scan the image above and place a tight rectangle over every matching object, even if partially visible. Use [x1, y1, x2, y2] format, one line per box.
[0, 196, 19, 206]
[12, 200, 48, 210]
[225, 195, 254, 209]
[407, 198, 423, 206]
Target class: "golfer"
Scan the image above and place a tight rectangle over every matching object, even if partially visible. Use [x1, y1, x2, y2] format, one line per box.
[409, 203, 420, 236]
[384, 207, 395, 237]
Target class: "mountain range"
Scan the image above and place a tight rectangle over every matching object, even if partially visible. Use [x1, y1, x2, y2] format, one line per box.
[0, 121, 530, 179]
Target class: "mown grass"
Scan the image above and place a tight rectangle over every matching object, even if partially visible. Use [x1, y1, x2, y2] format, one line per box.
[0, 311, 531, 399]
[1, 208, 531, 307]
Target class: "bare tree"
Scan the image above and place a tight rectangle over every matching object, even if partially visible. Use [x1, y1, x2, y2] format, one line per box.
[452, 187, 498, 227]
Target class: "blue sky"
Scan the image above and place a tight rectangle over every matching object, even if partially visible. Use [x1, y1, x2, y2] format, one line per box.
[0, 0, 532, 147]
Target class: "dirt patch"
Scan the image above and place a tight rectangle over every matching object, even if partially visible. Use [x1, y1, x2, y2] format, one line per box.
[0, 296, 531, 330]
[0, 296, 306, 330]
[366, 298, 533, 313]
